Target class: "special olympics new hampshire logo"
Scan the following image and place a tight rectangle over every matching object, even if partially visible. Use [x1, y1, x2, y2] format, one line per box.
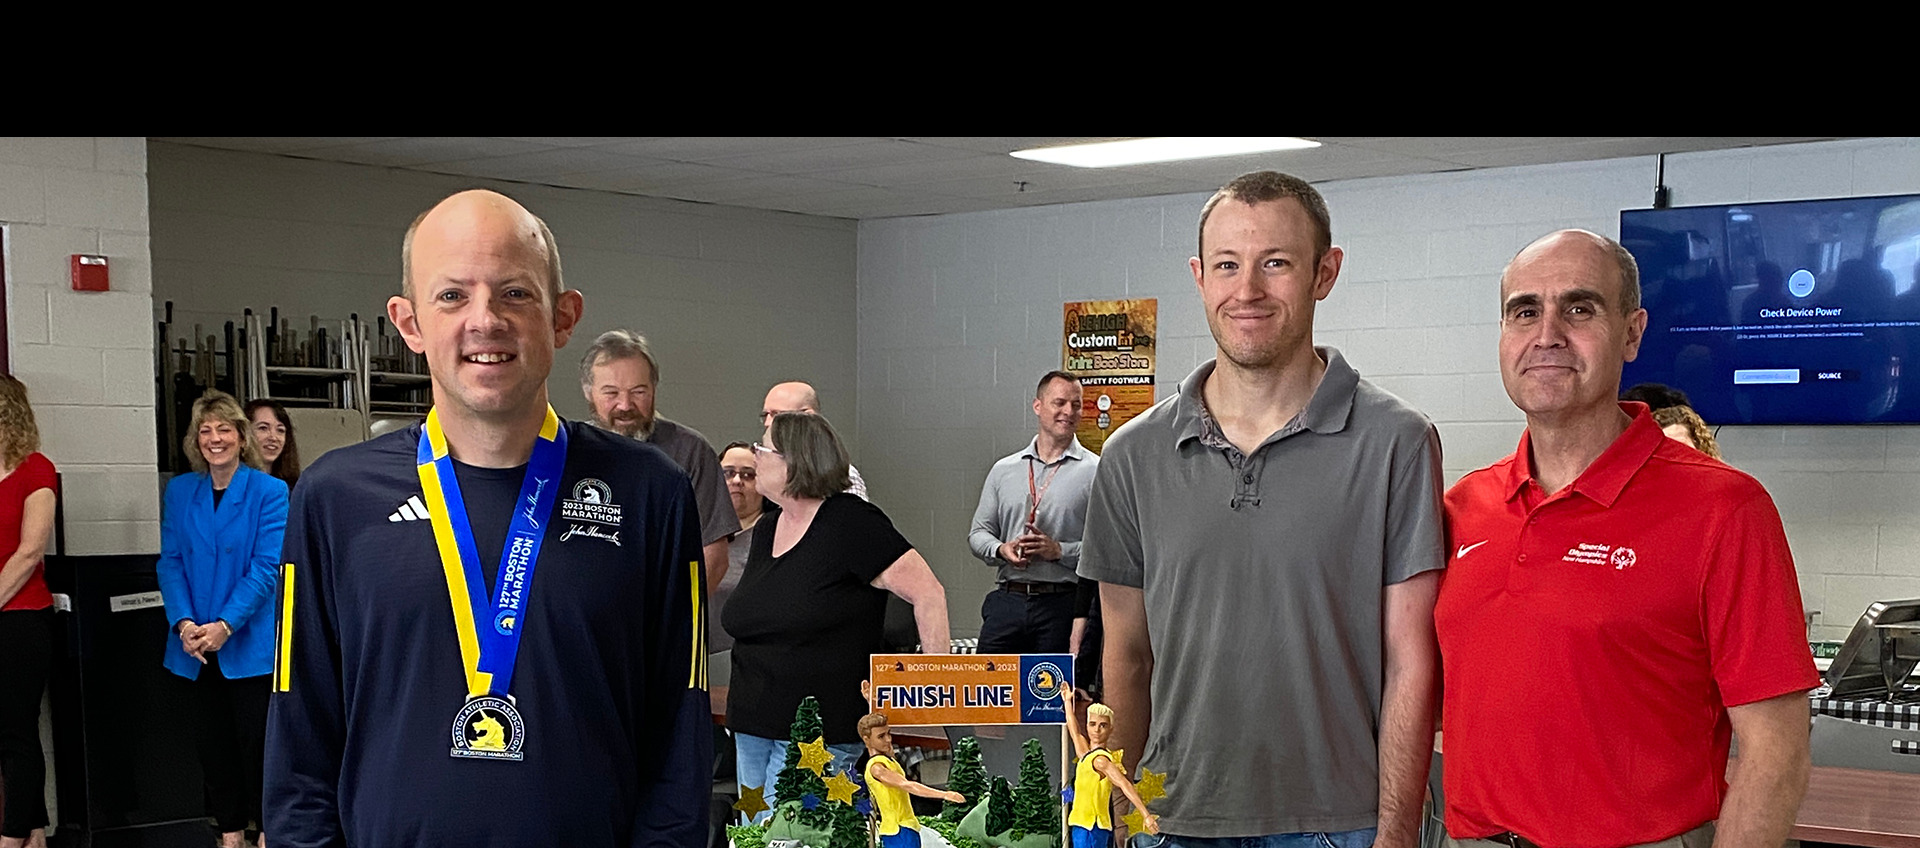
[1611, 547, 1638, 571]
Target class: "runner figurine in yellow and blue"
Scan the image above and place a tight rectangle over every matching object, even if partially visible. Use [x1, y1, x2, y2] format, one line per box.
[1065, 688, 1158, 848]
[860, 713, 965, 848]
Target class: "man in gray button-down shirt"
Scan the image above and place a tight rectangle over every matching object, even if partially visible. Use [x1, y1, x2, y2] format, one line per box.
[967, 370, 1100, 654]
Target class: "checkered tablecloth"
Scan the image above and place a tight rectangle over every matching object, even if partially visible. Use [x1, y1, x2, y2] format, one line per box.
[1811, 695, 1920, 730]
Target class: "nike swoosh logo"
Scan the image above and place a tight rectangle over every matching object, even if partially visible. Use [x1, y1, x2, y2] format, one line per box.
[1456, 540, 1489, 559]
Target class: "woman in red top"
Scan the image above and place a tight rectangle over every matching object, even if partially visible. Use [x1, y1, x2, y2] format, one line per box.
[0, 376, 57, 848]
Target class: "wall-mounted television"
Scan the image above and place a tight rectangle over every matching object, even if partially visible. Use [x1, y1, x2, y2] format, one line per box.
[1622, 194, 1920, 425]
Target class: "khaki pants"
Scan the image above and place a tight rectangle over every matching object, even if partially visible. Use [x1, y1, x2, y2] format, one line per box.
[1447, 821, 1715, 848]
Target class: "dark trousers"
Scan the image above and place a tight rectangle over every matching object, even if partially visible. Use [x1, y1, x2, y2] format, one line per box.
[0, 608, 53, 838]
[978, 587, 1076, 655]
[180, 654, 268, 833]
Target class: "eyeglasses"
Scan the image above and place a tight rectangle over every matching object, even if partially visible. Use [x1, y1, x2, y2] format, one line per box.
[760, 408, 814, 425]
[751, 442, 781, 457]
[722, 468, 757, 481]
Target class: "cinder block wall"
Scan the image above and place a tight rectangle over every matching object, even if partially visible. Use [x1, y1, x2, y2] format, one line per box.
[148, 142, 859, 450]
[856, 137, 1920, 640]
[1, 137, 157, 554]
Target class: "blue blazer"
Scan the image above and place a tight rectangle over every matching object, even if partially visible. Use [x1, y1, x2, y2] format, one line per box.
[157, 465, 290, 680]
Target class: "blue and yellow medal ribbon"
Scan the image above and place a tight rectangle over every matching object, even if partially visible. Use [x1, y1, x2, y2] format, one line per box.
[416, 405, 566, 699]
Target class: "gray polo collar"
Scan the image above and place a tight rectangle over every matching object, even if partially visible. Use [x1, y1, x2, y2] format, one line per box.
[1173, 346, 1361, 448]
[1019, 434, 1089, 464]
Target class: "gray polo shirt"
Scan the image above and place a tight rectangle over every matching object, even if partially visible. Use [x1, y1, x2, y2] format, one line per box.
[967, 435, 1098, 585]
[1078, 347, 1445, 837]
[644, 414, 741, 547]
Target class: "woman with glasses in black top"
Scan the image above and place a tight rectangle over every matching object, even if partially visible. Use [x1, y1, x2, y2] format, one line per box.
[722, 412, 949, 822]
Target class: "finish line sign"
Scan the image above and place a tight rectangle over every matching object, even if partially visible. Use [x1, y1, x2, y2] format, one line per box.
[869, 653, 1071, 726]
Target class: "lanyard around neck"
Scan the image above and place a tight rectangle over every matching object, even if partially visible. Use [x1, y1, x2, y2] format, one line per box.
[415, 406, 568, 699]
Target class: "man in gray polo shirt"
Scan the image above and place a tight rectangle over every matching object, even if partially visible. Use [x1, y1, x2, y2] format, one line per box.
[1079, 171, 1444, 848]
[581, 328, 739, 591]
[968, 370, 1099, 655]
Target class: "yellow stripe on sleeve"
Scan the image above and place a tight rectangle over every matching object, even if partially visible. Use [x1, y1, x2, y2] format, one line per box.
[689, 559, 705, 690]
[275, 563, 295, 692]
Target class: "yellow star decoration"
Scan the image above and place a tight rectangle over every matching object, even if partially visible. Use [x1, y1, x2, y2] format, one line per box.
[1134, 768, 1167, 804]
[797, 736, 835, 775]
[823, 770, 860, 805]
[1121, 809, 1147, 834]
[733, 786, 770, 817]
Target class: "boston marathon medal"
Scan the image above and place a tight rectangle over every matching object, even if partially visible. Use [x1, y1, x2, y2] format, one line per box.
[451, 695, 526, 761]
[416, 406, 567, 762]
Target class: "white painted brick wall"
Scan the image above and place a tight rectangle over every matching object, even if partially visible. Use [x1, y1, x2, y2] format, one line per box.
[857, 137, 1920, 640]
[2, 137, 159, 556]
[148, 142, 858, 451]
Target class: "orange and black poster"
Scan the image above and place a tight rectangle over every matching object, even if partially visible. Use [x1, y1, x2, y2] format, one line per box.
[1063, 299, 1156, 454]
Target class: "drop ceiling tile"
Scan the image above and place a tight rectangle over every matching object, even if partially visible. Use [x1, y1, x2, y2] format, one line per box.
[1341, 137, 1622, 160]
[696, 139, 982, 173]
[428, 148, 656, 181]
[301, 137, 552, 167]
[596, 161, 774, 190]
[1443, 138, 1839, 169]
[827, 155, 1049, 187]
[1122, 144, 1417, 184]
[912, 171, 1177, 201]
[488, 137, 645, 147]
[599, 137, 880, 162]
[846, 196, 1010, 218]
[147, 136, 1870, 221]
[157, 137, 406, 155]
[651, 175, 869, 205]
[900, 137, 1121, 154]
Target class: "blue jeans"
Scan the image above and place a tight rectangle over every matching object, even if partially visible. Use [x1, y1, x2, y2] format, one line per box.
[1130, 827, 1378, 848]
[734, 731, 864, 823]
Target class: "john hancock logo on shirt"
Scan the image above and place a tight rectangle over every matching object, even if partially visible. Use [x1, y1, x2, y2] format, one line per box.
[559, 478, 623, 546]
[1563, 542, 1638, 571]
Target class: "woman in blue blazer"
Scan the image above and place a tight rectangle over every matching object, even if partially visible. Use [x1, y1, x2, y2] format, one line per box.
[157, 390, 288, 848]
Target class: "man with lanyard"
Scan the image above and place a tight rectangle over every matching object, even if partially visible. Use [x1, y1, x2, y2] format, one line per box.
[967, 371, 1098, 654]
[265, 190, 711, 847]
[1437, 230, 1817, 848]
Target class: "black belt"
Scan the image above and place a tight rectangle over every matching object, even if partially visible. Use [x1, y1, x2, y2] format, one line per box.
[1485, 833, 1542, 848]
[1000, 581, 1074, 595]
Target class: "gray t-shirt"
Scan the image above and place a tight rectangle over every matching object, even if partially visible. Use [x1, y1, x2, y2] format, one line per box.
[645, 415, 741, 547]
[1078, 348, 1445, 837]
[712, 513, 757, 653]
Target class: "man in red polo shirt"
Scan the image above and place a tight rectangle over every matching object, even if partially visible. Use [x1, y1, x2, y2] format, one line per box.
[1436, 229, 1820, 848]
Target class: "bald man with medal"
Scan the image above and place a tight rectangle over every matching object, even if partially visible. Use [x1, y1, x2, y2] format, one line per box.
[265, 190, 711, 847]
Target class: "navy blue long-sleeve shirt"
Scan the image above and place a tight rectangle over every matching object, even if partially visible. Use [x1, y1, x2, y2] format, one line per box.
[265, 420, 710, 847]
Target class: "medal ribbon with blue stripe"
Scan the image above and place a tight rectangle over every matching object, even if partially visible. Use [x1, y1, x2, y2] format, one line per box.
[416, 405, 567, 699]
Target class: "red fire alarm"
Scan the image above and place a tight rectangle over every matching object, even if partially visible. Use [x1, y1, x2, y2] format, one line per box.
[70, 255, 109, 292]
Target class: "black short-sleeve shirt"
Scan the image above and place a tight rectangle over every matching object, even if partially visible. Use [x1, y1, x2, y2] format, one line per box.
[723, 493, 913, 744]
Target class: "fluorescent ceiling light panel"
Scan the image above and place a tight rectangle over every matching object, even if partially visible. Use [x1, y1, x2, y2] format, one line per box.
[1010, 137, 1320, 168]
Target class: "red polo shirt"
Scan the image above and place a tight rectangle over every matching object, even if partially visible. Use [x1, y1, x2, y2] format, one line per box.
[1436, 404, 1819, 848]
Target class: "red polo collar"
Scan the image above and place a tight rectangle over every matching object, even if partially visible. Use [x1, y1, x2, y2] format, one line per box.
[1502, 401, 1665, 508]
